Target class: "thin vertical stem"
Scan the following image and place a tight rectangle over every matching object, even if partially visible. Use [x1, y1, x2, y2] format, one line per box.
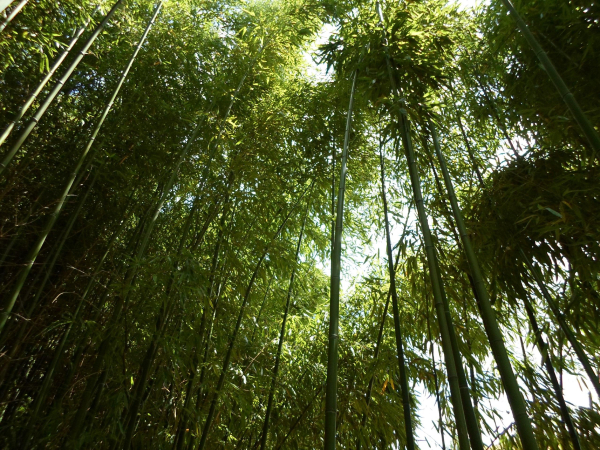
[375, 3, 471, 447]
[431, 122, 539, 449]
[520, 249, 600, 397]
[259, 198, 310, 450]
[324, 69, 357, 450]
[522, 295, 581, 450]
[197, 186, 310, 450]
[378, 142, 415, 450]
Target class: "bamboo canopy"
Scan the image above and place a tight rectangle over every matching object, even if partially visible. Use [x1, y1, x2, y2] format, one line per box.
[0, 1, 598, 449]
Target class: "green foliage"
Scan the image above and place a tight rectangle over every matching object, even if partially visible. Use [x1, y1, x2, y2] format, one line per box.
[0, 0, 598, 449]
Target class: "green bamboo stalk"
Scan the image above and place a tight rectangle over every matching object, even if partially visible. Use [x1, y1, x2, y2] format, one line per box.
[521, 295, 581, 450]
[421, 136, 485, 450]
[432, 249, 485, 450]
[0, 6, 98, 147]
[177, 202, 233, 444]
[0, 0, 160, 334]
[26, 169, 98, 318]
[259, 199, 310, 450]
[431, 122, 539, 449]
[197, 185, 310, 450]
[520, 248, 600, 397]
[374, 5, 470, 448]
[401, 121, 469, 450]
[324, 69, 357, 450]
[0, 170, 98, 390]
[356, 206, 411, 450]
[375, 6, 474, 446]
[0, 0, 26, 33]
[378, 142, 415, 450]
[426, 300, 447, 450]
[500, 0, 600, 154]
[447, 84, 485, 187]
[249, 279, 273, 345]
[449, 85, 585, 439]
[474, 79, 520, 159]
[0, 0, 126, 176]
[188, 265, 231, 450]
[174, 208, 229, 450]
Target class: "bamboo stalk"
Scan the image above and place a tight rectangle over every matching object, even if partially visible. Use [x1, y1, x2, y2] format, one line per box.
[375, 4, 470, 448]
[426, 297, 447, 450]
[259, 198, 310, 450]
[174, 201, 231, 450]
[357, 205, 411, 450]
[422, 135, 485, 450]
[520, 248, 600, 397]
[122, 177, 230, 449]
[431, 121, 539, 449]
[521, 295, 581, 450]
[324, 69, 357, 450]
[378, 141, 415, 450]
[0, 0, 27, 34]
[274, 383, 324, 450]
[197, 185, 311, 450]
[0, 170, 99, 396]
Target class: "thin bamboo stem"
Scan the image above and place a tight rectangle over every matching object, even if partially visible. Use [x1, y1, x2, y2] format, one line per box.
[431, 122, 539, 449]
[357, 204, 412, 450]
[520, 248, 600, 397]
[374, 8, 470, 450]
[259, 198, 309, 450]
[0, 0, 160, 333]
[324, 69, 357, 450]
[522, 295, 581, 450]
[378, 142, 415, 450]
[197, 185, 310, 450]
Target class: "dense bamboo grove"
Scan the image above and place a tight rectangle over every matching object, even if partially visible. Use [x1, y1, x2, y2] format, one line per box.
[0, 0, 598, 448]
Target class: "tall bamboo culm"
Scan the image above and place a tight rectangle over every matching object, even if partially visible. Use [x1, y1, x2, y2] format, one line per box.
[375, 3, 470, 448]
[421, 134, 485, 450]
[259, 199, 309, 450]
[378, 142, 415, 450]
[430, 121, 539, 449]
[357, 205, 411, 450]
[197, 188, 309, 450]
[521, 295, 581, 450]
[520, 248, 600, 397]
[324, 69, 357, 450]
